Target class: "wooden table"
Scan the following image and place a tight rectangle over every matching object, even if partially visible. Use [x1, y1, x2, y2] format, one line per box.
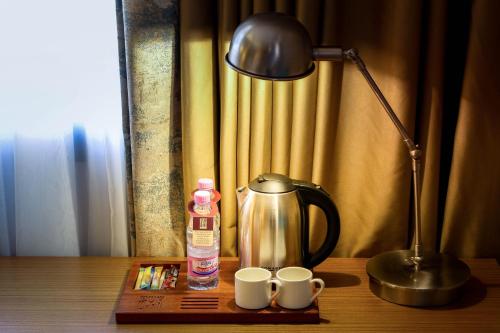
[0, 257, 499, 332]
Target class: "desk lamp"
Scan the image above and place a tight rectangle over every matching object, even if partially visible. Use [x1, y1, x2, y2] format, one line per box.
[225, 12, 470, 306]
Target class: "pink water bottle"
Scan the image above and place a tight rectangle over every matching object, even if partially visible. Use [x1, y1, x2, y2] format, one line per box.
[186, 190, 220, 290]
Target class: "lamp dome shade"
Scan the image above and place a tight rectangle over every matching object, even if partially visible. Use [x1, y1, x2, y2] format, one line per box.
[225, 12, 315, 80]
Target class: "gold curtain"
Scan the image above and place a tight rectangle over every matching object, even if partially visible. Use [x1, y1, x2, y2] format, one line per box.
[180, 0, 500, 258]
[441, 0, 500, 257]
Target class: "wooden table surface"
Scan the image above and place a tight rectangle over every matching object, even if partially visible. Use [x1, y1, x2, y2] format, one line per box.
[0, 257, 499, 332]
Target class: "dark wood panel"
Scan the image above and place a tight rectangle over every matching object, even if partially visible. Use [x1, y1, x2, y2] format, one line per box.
[0, 257, 499, 332]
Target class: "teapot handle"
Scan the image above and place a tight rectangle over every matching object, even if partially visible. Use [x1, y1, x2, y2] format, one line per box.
[294, 180, 340, 268]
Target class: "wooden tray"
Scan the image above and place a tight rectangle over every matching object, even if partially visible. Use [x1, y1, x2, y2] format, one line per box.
[115, 259, 320, 324]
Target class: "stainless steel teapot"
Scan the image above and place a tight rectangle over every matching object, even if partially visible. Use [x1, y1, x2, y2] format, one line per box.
[237, 173, 340, 272]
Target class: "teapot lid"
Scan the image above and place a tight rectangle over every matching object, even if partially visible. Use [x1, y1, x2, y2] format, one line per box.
[248, 173, 295, 193]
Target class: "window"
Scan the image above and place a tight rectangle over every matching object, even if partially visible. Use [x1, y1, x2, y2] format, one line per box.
[0, 0, 128, 256]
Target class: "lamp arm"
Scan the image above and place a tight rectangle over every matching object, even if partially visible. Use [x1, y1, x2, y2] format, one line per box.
[343, 48, 423, 259]
[311, 48, 418, 151]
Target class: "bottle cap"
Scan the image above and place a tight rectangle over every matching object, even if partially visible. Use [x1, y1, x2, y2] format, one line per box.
[194, 190, 211, 205]
[198, 178, 214, 190]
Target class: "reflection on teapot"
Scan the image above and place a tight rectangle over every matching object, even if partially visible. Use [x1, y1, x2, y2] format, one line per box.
[237, 173, 340, 273]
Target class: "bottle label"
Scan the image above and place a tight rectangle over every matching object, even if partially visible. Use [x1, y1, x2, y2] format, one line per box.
[193, 216, 214, 230]
[192, 216, 214, 246]
[188, 256, 219, 278]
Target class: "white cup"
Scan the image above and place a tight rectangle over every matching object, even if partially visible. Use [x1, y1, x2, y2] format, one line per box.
[235, 267, 282, 309]
[276, 266, 325, 309]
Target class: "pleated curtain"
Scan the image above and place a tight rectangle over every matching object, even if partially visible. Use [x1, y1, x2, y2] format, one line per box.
[118, 0, 500, 258]
[180, 0, 500, 258]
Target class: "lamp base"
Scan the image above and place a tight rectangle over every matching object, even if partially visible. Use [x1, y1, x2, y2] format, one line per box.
[366, 250, 470, 306]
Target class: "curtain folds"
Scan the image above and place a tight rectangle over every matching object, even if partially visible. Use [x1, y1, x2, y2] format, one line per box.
[441, 0, 500, 257]
[177, 0, 500, 258]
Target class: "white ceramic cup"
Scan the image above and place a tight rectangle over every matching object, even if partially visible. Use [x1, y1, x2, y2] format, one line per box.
[235, 267, 282, 309]
[276, 266, 325, 309]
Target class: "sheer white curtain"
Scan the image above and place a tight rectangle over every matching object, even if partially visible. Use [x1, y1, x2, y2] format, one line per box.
[0, 0, 128, 256]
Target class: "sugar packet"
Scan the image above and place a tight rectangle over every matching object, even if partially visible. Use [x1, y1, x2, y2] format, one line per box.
[134, 267, 145, 290]
[140, 266, 154, 289]
[150, 266, 163, 290]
